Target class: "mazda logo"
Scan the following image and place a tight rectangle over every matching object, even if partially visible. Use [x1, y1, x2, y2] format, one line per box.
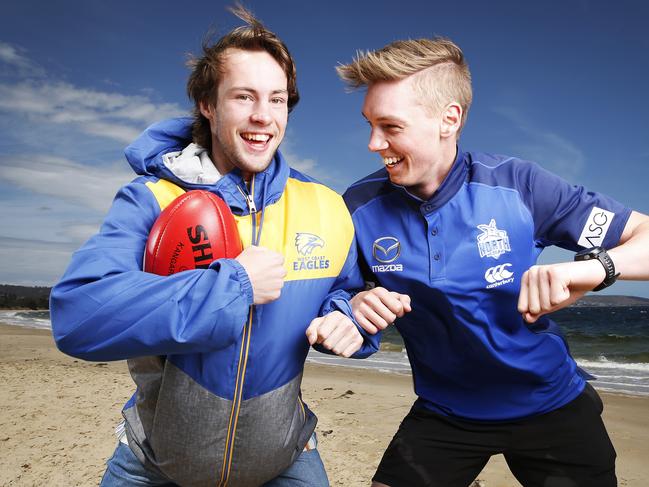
[373, 237, 401, 263]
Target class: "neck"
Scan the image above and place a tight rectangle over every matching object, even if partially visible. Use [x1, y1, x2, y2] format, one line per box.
[413, 144, 458, 201]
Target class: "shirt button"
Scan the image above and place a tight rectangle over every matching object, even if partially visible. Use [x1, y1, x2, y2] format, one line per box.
[433, 253, 440, 261]
[431, 228, 438, 236]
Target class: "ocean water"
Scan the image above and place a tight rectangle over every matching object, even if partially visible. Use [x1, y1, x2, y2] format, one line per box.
[551, 306, 649, 396]
[0, 310, 52, 330]
[310, 306, 649, 397]
[2, 308, 648, 396]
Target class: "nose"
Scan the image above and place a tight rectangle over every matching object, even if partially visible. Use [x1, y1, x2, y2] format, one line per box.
[250, 101, 272, 125]
[368, 129, 388, 152]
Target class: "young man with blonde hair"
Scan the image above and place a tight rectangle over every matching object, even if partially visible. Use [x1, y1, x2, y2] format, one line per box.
[339, 37, 649, 487]
[50, 6, 377, 486]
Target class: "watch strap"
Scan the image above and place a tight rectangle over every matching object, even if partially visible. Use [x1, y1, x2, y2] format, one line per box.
[574, 246, 619, 291]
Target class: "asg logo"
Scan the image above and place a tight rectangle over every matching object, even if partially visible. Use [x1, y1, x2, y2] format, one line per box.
[578, 207, 614, 248]
[477, 219, 511, 259]
[373, 237, 401, 263]
[295, 233, 325, 255]
[371, 236, 403, 273]
[484, 263, 515, 289]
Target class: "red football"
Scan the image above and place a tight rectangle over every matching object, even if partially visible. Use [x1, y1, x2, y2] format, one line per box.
[144, 190, 242, 276]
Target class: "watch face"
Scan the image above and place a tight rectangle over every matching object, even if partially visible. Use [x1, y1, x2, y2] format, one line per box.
[575, 246, 602, 260]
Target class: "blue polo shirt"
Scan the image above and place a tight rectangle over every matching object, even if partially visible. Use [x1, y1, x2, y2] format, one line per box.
[344, 149, 631, 420]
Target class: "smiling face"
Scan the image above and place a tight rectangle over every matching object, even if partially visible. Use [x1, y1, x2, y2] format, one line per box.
[362, 75, 461, 200]
[200, 48, 289, 180]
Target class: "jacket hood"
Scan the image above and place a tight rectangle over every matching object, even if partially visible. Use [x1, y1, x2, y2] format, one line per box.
[124, 117, 290, 215]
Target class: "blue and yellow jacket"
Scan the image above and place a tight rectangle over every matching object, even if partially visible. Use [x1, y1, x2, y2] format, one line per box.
[50, 117, 378, 486]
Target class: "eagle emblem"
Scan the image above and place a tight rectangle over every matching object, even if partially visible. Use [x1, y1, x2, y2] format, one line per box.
[295, 233, 325, 255]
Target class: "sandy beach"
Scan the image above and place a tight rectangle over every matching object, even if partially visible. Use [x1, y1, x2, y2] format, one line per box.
[1, 323, 648, 487]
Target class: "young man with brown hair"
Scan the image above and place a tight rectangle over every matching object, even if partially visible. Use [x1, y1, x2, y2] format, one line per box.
[339, 38, 649, 486]
[50, 6, 377, 486]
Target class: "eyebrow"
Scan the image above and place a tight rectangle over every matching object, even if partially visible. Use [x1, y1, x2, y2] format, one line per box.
[228, 87, 288, 96]
[362, 112, 407, 125]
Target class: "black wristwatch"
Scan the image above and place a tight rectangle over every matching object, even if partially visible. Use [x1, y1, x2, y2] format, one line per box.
[574, 246, 619, 291]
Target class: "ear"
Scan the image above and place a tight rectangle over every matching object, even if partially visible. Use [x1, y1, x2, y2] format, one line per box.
[199, 100, 214, 120]
[440, 102, 462, 139]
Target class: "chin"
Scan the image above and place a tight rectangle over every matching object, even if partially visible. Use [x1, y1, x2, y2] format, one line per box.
[386, 173, 404, 185]
[240, 157, 274, 174]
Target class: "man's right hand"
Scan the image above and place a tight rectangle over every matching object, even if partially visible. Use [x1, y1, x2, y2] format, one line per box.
[350, 287, 411, 334]
[235, 246, 286, 304]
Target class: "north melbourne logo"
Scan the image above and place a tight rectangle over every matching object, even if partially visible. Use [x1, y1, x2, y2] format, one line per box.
[477, 219, 511, 259]
[484, 263, 514, 289]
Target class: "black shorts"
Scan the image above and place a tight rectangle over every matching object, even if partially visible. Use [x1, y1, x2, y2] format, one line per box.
[373, 383, 616, 487]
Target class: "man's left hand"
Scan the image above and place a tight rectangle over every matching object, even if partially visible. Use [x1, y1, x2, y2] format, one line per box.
[306, 311, 364, 358]
[518, 260, 604, 323]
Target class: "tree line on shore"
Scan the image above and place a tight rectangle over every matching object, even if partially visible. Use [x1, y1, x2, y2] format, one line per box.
[1, 283, 647, 311]
[0, 285, 51, 310]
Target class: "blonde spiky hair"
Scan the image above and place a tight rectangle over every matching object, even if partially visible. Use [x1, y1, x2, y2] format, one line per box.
[337, 38, 472, 130]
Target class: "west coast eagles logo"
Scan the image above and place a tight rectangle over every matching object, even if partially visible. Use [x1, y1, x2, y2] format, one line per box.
[293, 233, 329, 271]
[295, 233, 324, 255]
[476, 219, 511, 259]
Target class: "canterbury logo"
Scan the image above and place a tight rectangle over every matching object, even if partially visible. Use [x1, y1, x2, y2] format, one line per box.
[484, 263, 513, 283]
[295, 233, 325, 256]
[372, 237, 401, 264]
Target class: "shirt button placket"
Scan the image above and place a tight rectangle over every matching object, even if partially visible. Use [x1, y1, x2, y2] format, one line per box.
[425, 211, 443, 282]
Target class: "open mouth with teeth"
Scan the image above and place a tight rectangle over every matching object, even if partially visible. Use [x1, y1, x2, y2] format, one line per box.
[383, 156, 404, 168]
[240, 132, 272, 151]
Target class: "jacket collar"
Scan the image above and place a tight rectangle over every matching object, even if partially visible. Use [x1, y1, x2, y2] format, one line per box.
[125, 117, 290, 216]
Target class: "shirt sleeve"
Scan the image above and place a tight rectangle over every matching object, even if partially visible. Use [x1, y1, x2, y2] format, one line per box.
[516, 161, 632, 251]
[316, 233, 381, 359]
[49, 182, 252, 362]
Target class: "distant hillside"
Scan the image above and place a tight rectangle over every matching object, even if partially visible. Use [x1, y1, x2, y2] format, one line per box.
[572, 295, 649, 307]
[0, 285, 51, 309]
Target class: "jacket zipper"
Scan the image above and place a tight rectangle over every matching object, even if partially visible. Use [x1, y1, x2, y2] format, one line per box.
[219, 178, 259, 486]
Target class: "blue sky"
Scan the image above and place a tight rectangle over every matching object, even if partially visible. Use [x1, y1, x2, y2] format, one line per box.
[1, 0, 648, 298]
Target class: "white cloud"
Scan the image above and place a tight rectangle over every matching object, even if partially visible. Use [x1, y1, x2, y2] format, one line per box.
[0, 154, 133, 212]
[0, 42, 186, 145]
[279, 132, 337, 186]
[81, 121, 142, 145]
[56, 223, 103, 243]
[0, 41, 44, 76]
[282, 147, 319, 174]
[0, 236, 76, 286]
[0, 80, 186, 144]
[0, 42, 188, 285]
[493, 106, 586, 181]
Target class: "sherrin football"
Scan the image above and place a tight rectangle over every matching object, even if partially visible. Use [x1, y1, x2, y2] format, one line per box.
[144, 190, 242, 276]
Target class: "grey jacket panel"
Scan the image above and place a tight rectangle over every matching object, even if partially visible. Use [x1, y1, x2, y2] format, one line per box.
[123, 359, 313, 486]
[228, 373, 316, 486]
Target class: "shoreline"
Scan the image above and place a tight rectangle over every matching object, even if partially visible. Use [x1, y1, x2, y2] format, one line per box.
[4, 309, 649, 398]
[1, 324, 648, 486]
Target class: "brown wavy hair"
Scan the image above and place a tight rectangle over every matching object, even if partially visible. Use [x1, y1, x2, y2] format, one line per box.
[187, 3, 299, 150]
